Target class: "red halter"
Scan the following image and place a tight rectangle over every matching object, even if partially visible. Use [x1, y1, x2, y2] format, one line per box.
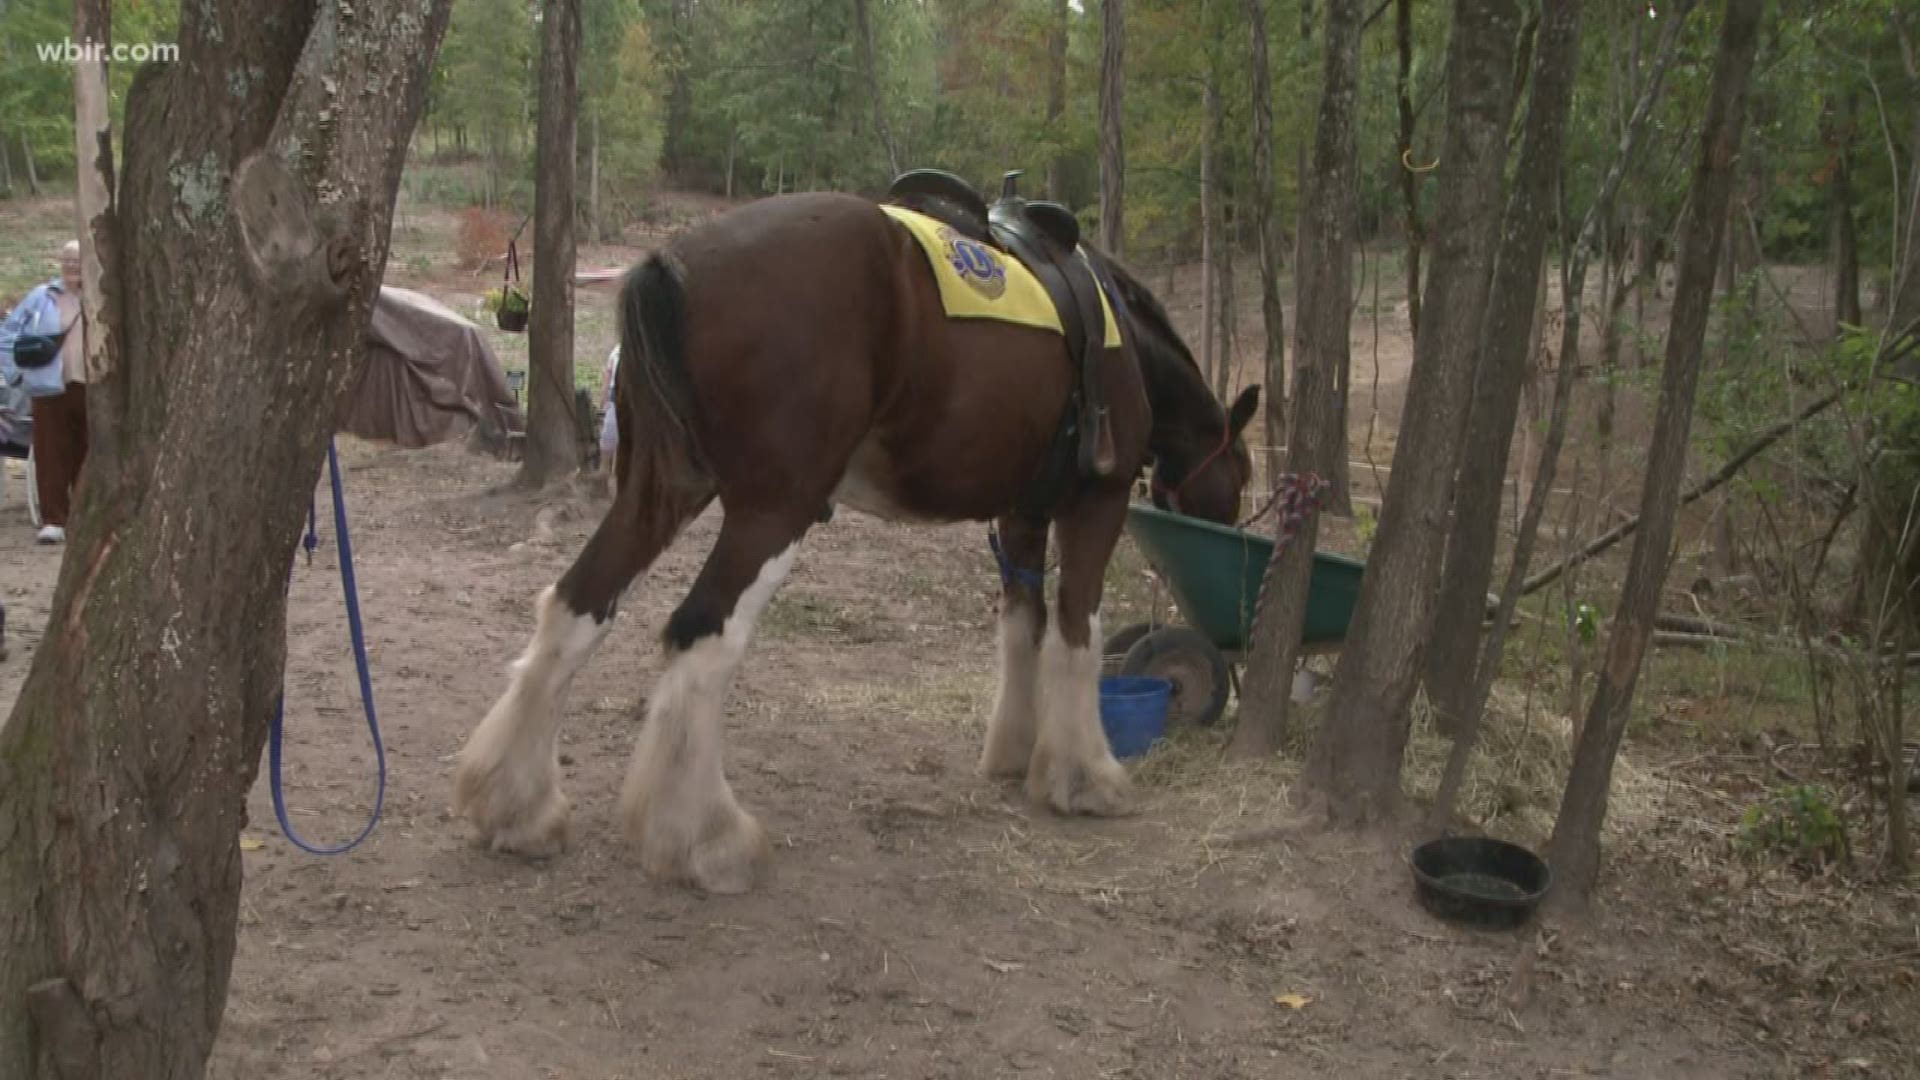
[1151, 425, 1235, 515]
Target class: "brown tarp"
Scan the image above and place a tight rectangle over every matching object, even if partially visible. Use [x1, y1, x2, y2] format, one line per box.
[340, 286, 525, 449]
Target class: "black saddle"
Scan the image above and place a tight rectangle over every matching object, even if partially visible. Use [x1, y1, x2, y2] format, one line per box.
[886, 168, 1117, 490]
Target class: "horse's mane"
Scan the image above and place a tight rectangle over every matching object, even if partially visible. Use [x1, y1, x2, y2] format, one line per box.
[1086, 247, 1200, 372]
[1084, 246, 1216, 421]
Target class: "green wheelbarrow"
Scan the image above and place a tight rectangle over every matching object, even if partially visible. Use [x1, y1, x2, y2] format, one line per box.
[1108, 502, 1366, 728]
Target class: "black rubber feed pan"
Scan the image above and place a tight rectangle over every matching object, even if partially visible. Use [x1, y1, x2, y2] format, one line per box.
[1411, 836, 1551, 930]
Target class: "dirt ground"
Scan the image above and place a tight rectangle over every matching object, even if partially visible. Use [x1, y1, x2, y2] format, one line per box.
[3, 438, 1912, 1079]
[3, 194, 1917, 1078]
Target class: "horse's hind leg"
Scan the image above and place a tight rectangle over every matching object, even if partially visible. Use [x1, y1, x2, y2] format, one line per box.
[1029, 492, 1135, 816]
[621, 506, 809, 894]
[979, 515, 1049, 778]
[454, 479, 708, 857]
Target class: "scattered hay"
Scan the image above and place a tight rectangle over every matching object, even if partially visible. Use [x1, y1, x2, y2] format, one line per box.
[963, 726, 1306, 905]
[1395, 684, 1662, 845]
[798, 666, 993, 736]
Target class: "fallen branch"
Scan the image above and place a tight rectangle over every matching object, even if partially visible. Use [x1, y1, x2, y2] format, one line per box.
[1524, 390, 1841, 596]
[1654, 611, 1751, 639]
[1651, 629, 1920, 667]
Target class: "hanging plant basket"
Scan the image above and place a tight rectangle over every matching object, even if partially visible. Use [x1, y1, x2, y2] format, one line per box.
[494, 239, 529, 333]
[495, 289, 529, 332]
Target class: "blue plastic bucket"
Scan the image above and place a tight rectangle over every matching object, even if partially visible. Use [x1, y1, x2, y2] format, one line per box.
[1099, 675, 1172, 759]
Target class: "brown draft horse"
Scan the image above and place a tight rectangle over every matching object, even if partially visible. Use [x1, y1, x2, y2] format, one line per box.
[453, 190, 1258, 894]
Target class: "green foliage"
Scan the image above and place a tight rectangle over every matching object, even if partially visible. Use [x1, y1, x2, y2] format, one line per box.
[1737, 783, 1852, 870]
[590, 13, 667, 214]
[0, 0, 180, 191]
[1352, 504, 1377, 555]
[432, 0, 533, 182]
[485, 285, 530, 315]
[1572, 602, 1600, 646]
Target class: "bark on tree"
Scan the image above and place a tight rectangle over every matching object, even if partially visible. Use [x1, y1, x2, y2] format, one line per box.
[1422, 0, 1583, 741]
[1245, 0, 1288, 487]
[661, 0, 694, 183]
[1201, 64, 1217, 385]
[1295, 0, 1315, 274]
[1046, 0, 1069, 199]
[1396, 0, 1423, 343]
[520, 0, 584, 487]
[0, 1, 452, 1076]
[1825, 92, 1862, 331]
[1098, 0, 1126, 257]
[853, 0, 901, 178]
[1432, 4, 1693, 827]
[1231, 0, 1362, 758]
[1546, 0, 1764, 906]
[21, 132, 40, 195]
[590, 107, 602, 242]
[1214, 204, 1238, 402]
[1305, 0, 1520, 824]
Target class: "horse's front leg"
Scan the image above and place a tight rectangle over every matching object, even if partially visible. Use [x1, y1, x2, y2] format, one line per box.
[1028, 491, 1135, 816]
[979, 515, 1049, 779]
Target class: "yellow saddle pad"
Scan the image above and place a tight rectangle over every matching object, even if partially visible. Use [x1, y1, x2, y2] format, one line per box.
[881, 204, 1122, 348]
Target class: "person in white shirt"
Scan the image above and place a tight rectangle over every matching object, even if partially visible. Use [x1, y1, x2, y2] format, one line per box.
[599, 344, 620, 463]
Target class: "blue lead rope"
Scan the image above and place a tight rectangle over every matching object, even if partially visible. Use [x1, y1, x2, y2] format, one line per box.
[269, 438, 386, 855]
[988, 527, 1047, 593]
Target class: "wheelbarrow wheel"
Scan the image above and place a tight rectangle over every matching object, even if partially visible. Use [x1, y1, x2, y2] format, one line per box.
[1119, 627, 1230, 729]
[1101, 621, 1155, 674]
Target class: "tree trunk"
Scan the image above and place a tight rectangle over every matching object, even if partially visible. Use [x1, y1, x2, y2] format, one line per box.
[661, 0, 693, 182]
[519, 0, 583, 487]
[1305, 0, 1521, 825]
[1231, 0, 1361, 758]
[1888, 620, 1911, 873]
[1547, 0, 1763, 906]
[1215, 205, 1237, 403]
[1396, 0, 1422, 343]
[1047, 0, 1069, 199]
[590, 106, 602, 242]
[1, 135, 13, 197]
[1422, 0, 1583, 740]
[0, 1, 451, 1076]
[1632, 209, 1658, 364]
[725, 128, 737, 199]
[853, 0, 901, 178]
[1200, 65, 1218, 386]
[1432, 0, 1697, 827]
[22, 132, 40, 195]
[1826, 93, 1862, 331]
[1245, 0, 1288, 490]
[1098, 0, 1126, 256]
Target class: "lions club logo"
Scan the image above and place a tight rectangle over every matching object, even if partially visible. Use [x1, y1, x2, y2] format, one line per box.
[938, 227, 1007, 299]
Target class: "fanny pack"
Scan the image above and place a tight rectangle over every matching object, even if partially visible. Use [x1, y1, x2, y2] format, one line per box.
[12, 313, 80, 371]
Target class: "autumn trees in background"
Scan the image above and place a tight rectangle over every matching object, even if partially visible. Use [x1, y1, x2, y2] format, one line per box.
[6, 0, 1920, 908]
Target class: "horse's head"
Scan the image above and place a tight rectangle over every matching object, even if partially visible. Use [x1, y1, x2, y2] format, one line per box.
[1080, 244, 1261, 526]
[1150, 385, 1259, 524]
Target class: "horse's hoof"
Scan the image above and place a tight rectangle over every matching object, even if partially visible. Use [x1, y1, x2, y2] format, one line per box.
[686, 808, 772, 895]
[454, 756, 572, 859]
[977, 742, 1032, 781]
[464, 789, 571, 858]
[630, 796, 771, 895]
[1027, 751, 1137, 817]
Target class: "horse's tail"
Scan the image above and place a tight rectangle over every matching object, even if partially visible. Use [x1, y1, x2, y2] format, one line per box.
[615, 251, 713, 516]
